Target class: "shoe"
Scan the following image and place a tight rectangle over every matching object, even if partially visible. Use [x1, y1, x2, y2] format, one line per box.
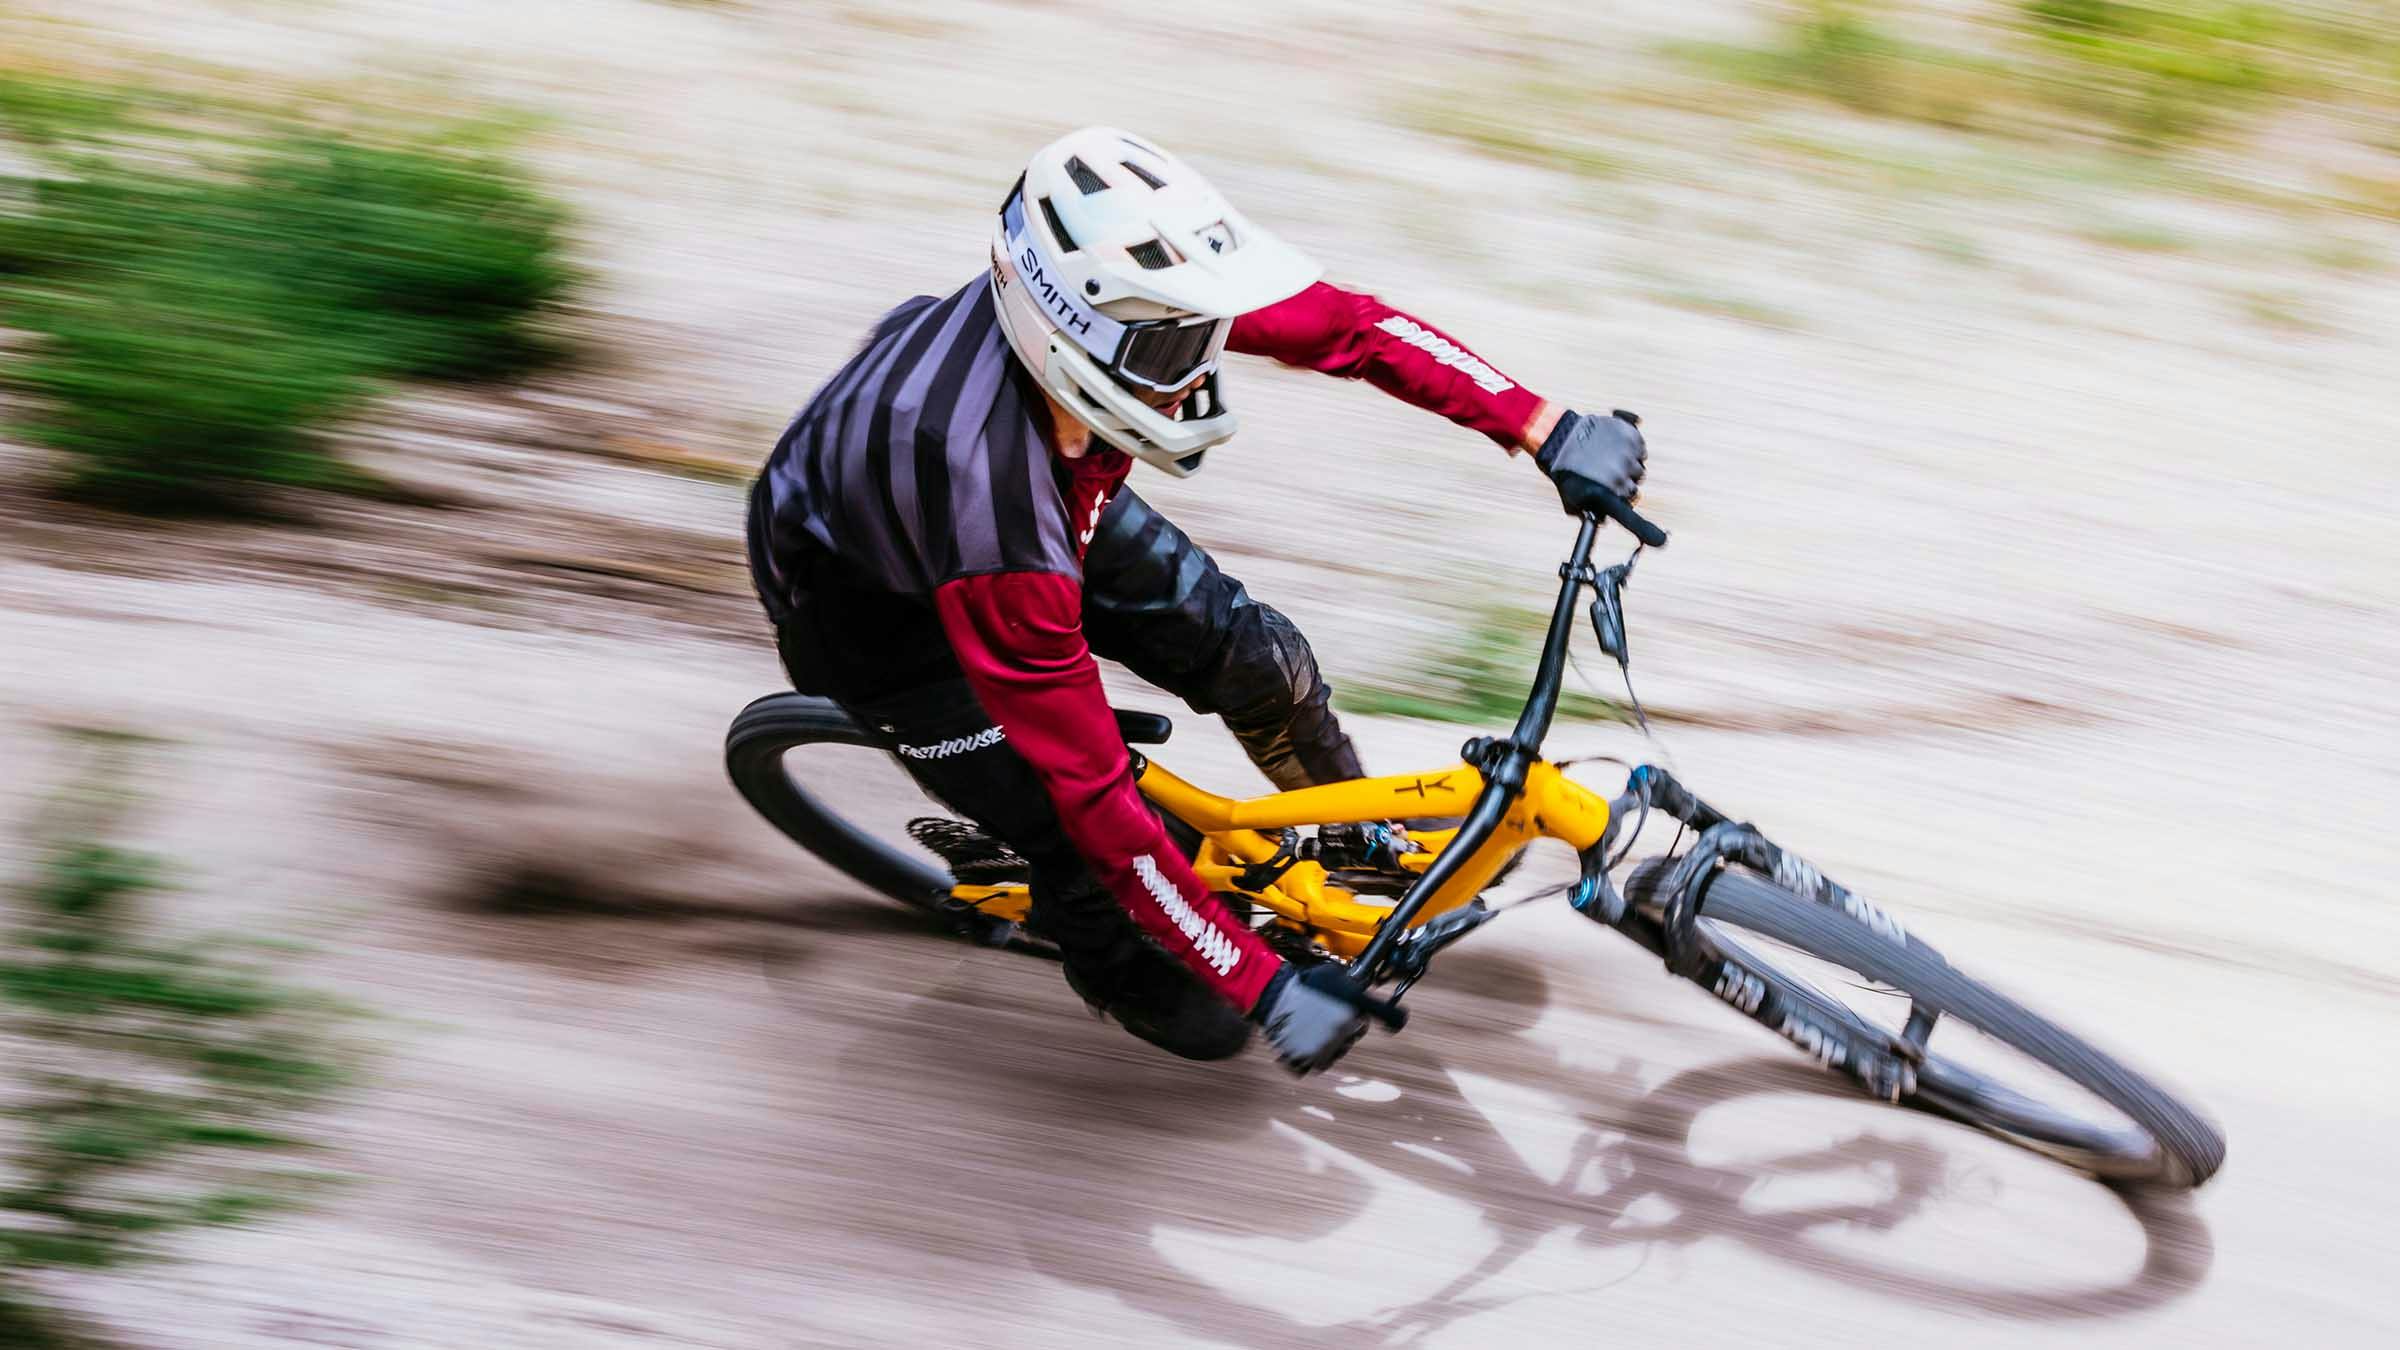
[1029, 868, 1254, 1061]
[1061, 946, 1254, 1061]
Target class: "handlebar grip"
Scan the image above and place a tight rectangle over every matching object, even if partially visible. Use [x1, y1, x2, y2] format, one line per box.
[1585, 489, 1668, 548]
[1356, 990, 1409, 1032]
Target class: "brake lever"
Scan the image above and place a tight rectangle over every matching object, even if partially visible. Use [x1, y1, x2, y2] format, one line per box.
[1589, 550, 1636, 669]
[1586, 547, 1656, 738]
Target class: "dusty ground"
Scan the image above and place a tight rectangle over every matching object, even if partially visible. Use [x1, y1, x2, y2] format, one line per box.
[4, 0, 2399, 1346]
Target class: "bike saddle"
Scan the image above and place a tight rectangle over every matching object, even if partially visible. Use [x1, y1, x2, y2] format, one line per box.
[1113, 708, 1173, 745]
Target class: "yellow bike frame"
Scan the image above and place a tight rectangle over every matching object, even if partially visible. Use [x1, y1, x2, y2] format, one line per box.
[950, 756, 1614, 958]
[947, 512, 1649, 963]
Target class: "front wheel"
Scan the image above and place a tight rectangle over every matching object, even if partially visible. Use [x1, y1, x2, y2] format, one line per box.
[1617, 857, 2226, 1189]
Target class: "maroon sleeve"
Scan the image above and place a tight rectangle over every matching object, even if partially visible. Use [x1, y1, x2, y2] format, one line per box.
[934, 570, 1283, 1012]
[1229, 281, 1544, 450]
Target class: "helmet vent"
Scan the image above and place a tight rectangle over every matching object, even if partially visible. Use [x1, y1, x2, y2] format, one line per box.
[1120, 159, 1167, 190]
[1126, 240, 1176, 271]
[1063, 156, 1111, 195]
[1037, 195, 1080, 253]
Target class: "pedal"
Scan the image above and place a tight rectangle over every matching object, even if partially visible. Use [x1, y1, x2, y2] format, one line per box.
[907, 817, 1032, 886]
[945, 907, 1023, 948]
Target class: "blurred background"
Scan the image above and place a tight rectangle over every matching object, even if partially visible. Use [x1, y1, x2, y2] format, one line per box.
[1, 1, 2395, 1345]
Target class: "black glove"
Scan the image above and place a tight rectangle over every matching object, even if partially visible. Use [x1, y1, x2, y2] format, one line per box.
[1534, 408, 1647, 517]
[1252, 962, 1370, 1075]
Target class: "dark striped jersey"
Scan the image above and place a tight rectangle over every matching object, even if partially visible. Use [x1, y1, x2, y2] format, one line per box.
[742, 271, 1547, 1010]
[748, 278, 1087, 618]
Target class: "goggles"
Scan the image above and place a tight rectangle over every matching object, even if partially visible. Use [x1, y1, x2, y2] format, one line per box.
[1001, 189, 1230, 394]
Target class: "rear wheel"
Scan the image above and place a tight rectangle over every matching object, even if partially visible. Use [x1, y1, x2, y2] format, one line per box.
[1617, 857, 2225, 1189]
[726, 692, 953, 913]
[725, 691, 1204, 923]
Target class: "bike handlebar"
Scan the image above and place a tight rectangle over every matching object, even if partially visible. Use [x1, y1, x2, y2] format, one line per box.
[1587, 487, 1668, 548]
[1358, 510, 1618, 982]
[1354, 504, 1666, 988]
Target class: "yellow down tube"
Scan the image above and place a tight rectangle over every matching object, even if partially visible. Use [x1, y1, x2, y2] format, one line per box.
[1132, 757, 1614, 958]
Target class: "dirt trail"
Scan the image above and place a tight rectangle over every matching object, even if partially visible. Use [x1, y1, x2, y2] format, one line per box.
[5, 0, 2399, 1346]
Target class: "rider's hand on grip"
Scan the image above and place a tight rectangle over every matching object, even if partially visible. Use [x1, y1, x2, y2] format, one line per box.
[1536, 409, 1666, 546]
[1536, 408, 1645, 511]
[1252, 962, 1372, 1075]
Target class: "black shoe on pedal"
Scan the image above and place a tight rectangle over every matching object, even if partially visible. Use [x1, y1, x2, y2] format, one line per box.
[1028, 872, 1252, 1061]
[1060, 947, 1253, 1062]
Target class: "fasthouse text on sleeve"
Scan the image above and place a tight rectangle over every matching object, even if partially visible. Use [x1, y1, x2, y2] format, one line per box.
[933, 569, 1283, 1012]
[1229, 280, 1544, 450]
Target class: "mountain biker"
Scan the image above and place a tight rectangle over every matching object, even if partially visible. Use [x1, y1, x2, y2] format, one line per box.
[746, 127, 1648, 1074]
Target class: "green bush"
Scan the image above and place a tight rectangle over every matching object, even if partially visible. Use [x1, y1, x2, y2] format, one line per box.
[1666, 0, 2395, 150]
[2021, 0, 2289, 142]
[1337, 605, 1628, 726]
[0, 738, 355, 1342]
[1674, 2, 1899, 108]
[0, 100, 573, 511]
[1672, 2, 2013, 131]
[10, 264, 365, 510]
[1779, 1, 1906, 110]
[242, 138, 573, 380]
[0, 73, 142, 147]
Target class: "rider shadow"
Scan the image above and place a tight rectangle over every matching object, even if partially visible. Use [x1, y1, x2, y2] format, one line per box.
[809, 941, 2212, 1346]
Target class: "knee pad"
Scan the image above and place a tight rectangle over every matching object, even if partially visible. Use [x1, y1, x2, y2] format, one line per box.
[1208, 603, 1322, 721]
[1212, 606, 1364, 790]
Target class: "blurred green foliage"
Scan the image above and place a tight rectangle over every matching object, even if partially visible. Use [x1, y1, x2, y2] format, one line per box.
[1338, 605, 1628, 726]
[0, 736, 354, 1343]
[7, 263, 370, 507]
[1759, 1, 1908, 107]
[1671, 0, 2400, 148]
[1682, 2, 2008, 128]
[0, 74, 144, 147]
[0, 82, 572, 512]
[2021, 1, 2286, 142]
[244, 140, 574, 381]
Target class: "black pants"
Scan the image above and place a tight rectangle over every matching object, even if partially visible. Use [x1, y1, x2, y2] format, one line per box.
[775, 485, 1359, 884]
[772, 491, 1357, 1053]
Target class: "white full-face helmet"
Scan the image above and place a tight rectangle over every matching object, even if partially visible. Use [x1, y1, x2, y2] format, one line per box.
[989, 127, 1320, 477]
